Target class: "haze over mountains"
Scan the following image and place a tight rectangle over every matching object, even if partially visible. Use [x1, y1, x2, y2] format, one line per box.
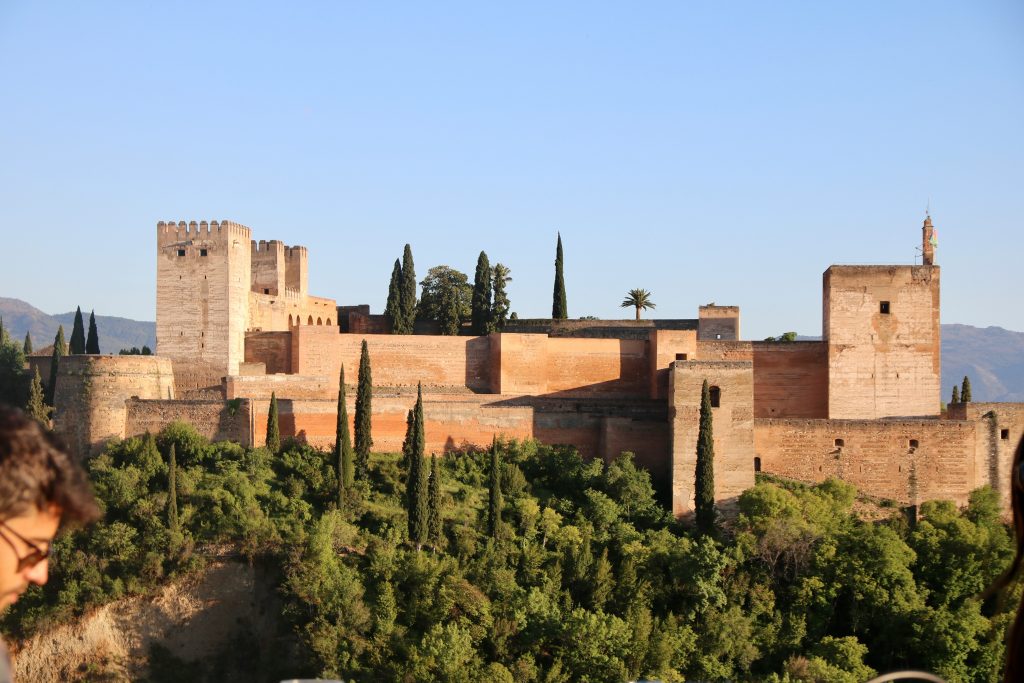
[2, 297, 1021, 403]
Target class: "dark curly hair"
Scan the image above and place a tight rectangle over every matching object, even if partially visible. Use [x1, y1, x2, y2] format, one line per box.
[0, 405, 99, 525]
[989, 436, 1024, 682]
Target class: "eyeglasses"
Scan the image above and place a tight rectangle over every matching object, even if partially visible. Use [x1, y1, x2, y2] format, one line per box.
[0, 520, 51, 572]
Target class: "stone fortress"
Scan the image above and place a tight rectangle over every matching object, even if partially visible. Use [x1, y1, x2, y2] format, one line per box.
[44, 217, 1024, 516]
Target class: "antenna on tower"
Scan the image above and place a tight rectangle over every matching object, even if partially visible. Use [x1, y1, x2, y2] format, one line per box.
[926, 196, 931, 218]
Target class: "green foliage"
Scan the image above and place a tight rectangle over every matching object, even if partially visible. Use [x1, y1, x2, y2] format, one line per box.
[384, 258, 404, 333]
[552, 233, 567, 319]
[399, 243, 418, 334]
[488, 440, 503, 539]
[266, 392, 281, 453]
[167, 442, 180, 533]
[0, 331, 27, 407]
[428, 454, 442, 546]
[471, 251, 493, 335]
[491, 263, 512, 331]
[951, 384, 960, 404]
[86, 310, 100, 354]
[45, 325, 66, 405]
[69, 306, 86, 354]
[336, 364, 355, 502]
[406, 384, 430, 548]
[621, 288, 656, 320]
[419, 265, 472, 335]
[22, 331, 32, 355]
[962, 375, 972, 402]
[25, 367, 52, 425]
[118, 346, 152, 355]
[355, 340, 373, 478]
[695, 379, 716, 534]
[765, 331, 798, 342]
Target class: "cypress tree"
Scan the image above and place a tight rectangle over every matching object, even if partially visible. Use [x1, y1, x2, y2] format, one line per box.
[951, 385, 960, 405]
[471, 251, 493, 335]
[491, 263, 512, 331]
[961, 375, 972, 403]
[168, 443, 180, 533]
[488, 438, 503, 539]
[413, 384, 429, 547]
[399, 244, 417, 334]
[355, 340, 373, 477]
[69, 306, 86, 354]
[401, 408, 415, 471]
[0, 317, 5, 345]
[404, 407, 419, 539]
[336, 365, 355, 503]
[46, 326, 66, 406]
[384, 259, 404, 333]
[428, 454, 442, 546]
[86, 310, 100, 354]
[695, 379, 716, 534]
[552, 233, 567, 319]
[26, 368, 52, 426]
[266, 392, 281, 453]
[590, 547, 615, 612]
[22, 331, 32, 355]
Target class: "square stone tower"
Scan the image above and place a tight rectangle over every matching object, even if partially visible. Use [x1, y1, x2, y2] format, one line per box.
[156, 220, 252, 389]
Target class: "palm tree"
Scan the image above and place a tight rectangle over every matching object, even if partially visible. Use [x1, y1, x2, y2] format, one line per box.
[621, 288, 656, 320]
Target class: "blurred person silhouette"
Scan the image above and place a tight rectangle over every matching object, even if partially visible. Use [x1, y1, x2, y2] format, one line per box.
[0, 406, 98, 683]
[990, 435, 1024, 683]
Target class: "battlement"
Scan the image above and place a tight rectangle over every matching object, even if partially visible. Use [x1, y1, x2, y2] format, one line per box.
[251, 239, 285, 254]
[285, 245, 308, 258]
[157, 220, 252, 246]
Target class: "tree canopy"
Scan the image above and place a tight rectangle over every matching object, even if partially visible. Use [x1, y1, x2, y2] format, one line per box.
[418, 265, 472, 336]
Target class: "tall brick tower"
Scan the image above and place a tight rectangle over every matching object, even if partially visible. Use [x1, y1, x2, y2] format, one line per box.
[156, 220, 252, 390]
[822, 218, 941, 419]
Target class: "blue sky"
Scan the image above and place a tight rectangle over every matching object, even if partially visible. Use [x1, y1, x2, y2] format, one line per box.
[1, 2, 1021, 339]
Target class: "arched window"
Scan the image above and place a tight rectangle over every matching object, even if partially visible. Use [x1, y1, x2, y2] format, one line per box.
[326, 318, 332, 326]
[307, 315, 313, 325]
[709, 385, 721, 408]
[754, 457, 761, 472]
[316, 317, 323, 325]
[288, 314, 293, 327]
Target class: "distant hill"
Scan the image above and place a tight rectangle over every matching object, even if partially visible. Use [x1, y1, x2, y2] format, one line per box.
[942, 324, 1024, 403]
[0, 297, 155, 356]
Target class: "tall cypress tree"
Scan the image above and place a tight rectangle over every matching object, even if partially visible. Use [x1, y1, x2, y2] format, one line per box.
[491, 263, 512, 331]
[266, 392, 281, 453]
[399, 244, 417, 334]
[0, 317, 5, 345]
[168, 443, 180, 533]
[471, 251, 493, 335]
[46, 325, 66, 406]
[384, 259, 404, 333]
[428, 454, 442, 546]
[961, 375, 972, 403]
[403, 407, 419, 538]
[22, 331, 32, 355]
[86, 310, 100, 354]
[695, 379, 716, 534]
[354, 340, 373, 478]
[336, 365, 355, 503]
[69, 306, 86, 355]
[951, 385, 960, 405]
[406, 384, 429, 549]
[26, 368, 52, 426]
[488, 438, 503, 539]
[552, 233, 567, 319]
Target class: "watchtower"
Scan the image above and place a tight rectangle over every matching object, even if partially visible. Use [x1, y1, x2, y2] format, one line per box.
[156, 220, 252, 389]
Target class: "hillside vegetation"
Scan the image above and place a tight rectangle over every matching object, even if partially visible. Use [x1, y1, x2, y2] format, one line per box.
[1, 424, 1019, 682]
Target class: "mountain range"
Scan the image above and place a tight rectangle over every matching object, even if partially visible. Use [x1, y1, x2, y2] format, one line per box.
[1, 297, 1021, 402]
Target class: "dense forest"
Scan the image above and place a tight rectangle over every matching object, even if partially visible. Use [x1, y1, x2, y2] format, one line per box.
[1, 423, 1018, 682]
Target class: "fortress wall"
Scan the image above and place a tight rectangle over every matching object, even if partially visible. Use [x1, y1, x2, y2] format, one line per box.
[53, 356, 175, 458]
[125, 399, 252, 445]
[226, 374, 335, 400]
[600, 417, 670, 478]
[754, 418, 978, 506]
[825, 266, 941, 419]
[649, 330, 698, 399]
[492, 334, 549, 394]
[752, 342, 828, 418]
[171, 360, 227, 394]
[244, 332, 292, 374]
[697, 340, 754, 361]
[250, 240, 285, 296]
[544, 338, 649, 396]
[949, 402, 1024, 511]
[698, 306, 740, 341]
[669, 361, 756, 517]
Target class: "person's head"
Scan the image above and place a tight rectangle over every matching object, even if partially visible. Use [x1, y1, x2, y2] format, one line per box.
[996, 435, 1024, 682]
[0, 405, 98, 611]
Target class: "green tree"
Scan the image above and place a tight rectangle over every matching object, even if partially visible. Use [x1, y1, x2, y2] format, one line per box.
[335, 364, 355, 502]
[22, 332, 32, 355]
[167, 443, 179, 533]
[69, 306, 86, 354]
[25, 368, 51, 426]
[384, 259, 403, 333]
[399, 244, 417, 334]
[591, 547, 615, 611]
[266, 392, 281, 453]
[355, 340, 373, 478]
[695, 379, 716, 534]
[0, 317, 5, 344]
[86, 310, 100, 354]
[764, 331, 798, 342]
[961, 375, 972, 403]
[471, 251, 493, 335]
[951, 385, 960, 404]
[488, 439, 503, 538]
[45, 325, 66, 406]
[620, 288, 656, 321]
[428, 454, 442, 546]
[406, 384, 429, 549]
[418, 265, 472, 335]
[0, 332, 26, 407]
[552, 233, 567, 319]
[491, 263, 512, 331]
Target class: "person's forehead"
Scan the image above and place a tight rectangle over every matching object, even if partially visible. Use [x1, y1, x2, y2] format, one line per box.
[3, 505, 62, 539]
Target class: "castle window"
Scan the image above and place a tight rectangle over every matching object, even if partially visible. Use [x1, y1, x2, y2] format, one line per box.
[264, 288, 270, 295]
[1003, 429, 1011, 440]
[715, 333, 722, 340]
[834, 438, 844, 448]
[909, 439, 919, 449]
[676, 353, 688, 361]
[326, 318, 332, 326]
[308, 316, 313, 325]
[177, 249, 185, 256]
[709, 386, 721, 408]
[880, 301, 890, 314]
[317, 317, 323, 325]
[288, 314, 293, 326]
[754, 457, 761, 472]
[200, 248, 208, 256]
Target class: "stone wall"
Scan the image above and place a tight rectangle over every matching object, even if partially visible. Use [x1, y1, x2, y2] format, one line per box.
[948, 402, 1024, 510]
[752, 342, 828, 418]
[698, 305, 740, 341]
[754, 418, 979, 506]
[648, 330, 699, 399]
[244, 332, 292, 374]
[125, 399, 252, 445]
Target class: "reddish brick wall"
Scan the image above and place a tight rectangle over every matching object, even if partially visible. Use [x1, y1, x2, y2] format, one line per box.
[126, 399, 253, 445]
[752, 342, 828, 418]
[245, 332, 292, 374]
[697, 340, 754, 361]
[649, 330, 698, 399]
[754, 418, 979, 506]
